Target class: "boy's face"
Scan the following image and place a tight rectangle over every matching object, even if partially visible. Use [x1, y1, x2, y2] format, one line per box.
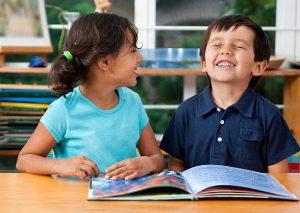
[201, 26, 267, 87]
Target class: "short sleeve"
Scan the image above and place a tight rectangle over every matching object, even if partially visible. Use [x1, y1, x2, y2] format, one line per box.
[136, 94, 149, 132]
[40, 100, 68, 143]
[266, 111, 300, 165]
[160, 109, 186, 160]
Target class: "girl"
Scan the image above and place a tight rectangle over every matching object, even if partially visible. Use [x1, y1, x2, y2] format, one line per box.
[16, 13, 164, 180]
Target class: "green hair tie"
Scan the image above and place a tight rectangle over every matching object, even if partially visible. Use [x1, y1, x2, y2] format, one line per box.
[63, 51, 73, 61]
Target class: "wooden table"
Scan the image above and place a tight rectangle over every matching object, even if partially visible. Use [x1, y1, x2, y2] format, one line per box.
[0, 173, 299, 213]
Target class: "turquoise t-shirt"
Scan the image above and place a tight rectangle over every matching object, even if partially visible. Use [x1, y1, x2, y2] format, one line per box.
[40, 87, 148, 172]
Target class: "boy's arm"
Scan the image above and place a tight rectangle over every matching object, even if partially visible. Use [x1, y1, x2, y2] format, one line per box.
[168, 156, 185, 172]
[268, 159, 289, 173]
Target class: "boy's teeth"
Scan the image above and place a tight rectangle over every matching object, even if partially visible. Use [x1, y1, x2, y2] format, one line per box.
[217, 62, 234, 67]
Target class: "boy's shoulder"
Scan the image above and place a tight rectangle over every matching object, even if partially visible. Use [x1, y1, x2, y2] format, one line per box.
[180, 93, 201, 108]
[253, 92, 281, 114]
[176, 91, 205, 116]
[179, 86, 212, 110]
[236, 89, 284, 124]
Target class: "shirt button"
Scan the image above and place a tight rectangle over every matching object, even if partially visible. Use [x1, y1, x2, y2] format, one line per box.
[217, 137, 223, 142]
[220, 120, 225, 125]
[216, 108, 221, 112]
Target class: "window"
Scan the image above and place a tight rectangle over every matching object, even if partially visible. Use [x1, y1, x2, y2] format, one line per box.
[45, 0, 300, 133]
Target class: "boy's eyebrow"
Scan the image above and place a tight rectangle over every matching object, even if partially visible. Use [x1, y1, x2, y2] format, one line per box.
[208, 37, 222, 43]
[209, 37, 250, 46]
[232, 39, 250, 46]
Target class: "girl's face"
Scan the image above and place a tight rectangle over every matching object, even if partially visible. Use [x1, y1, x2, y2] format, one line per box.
[201, 26, 265, 87]
[106, 31, 143, 87]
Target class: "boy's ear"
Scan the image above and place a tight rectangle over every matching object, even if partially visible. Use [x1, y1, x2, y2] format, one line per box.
[200, 58, 207, 72]
[252, 60, 268, 76]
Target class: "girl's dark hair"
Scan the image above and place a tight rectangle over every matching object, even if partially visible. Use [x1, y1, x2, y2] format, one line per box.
[200, 15, 271, 87]
[49, 13, 139, 96]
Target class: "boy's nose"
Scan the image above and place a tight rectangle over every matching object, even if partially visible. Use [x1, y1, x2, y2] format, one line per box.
[220, 48, 231, 55]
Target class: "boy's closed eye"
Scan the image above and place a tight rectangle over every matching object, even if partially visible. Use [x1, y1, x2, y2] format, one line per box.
[233, 40, 249, 49]
[210, 43, 222, 48]
[234, 46, 245, 49]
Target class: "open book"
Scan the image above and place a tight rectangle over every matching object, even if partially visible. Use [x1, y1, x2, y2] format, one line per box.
[88, 165, 298, 201]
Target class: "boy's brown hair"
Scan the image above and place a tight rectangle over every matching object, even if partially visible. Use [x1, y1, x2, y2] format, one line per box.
[200, 15, 271, 87]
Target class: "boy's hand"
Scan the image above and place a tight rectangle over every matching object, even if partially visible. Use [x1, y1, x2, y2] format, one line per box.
[105, 156, 155, 180]
[54, 155, 100, 179]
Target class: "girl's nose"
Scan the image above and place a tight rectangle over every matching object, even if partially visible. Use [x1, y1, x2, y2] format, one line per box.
[138, 51, 144, 62]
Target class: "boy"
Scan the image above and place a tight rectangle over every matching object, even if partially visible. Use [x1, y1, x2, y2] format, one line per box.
[160, 15, 300, 173]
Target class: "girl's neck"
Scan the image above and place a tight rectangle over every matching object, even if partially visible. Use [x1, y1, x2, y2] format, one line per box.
[210, 82, 248, 109]
[80, 84, 119, 110]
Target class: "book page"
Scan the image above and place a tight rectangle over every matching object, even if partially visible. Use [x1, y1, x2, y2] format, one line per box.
[182, 165, 294, 198]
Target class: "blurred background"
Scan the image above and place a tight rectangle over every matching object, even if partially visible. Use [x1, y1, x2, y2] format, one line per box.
[41, 0, 279, 134]
[2, 0, 300, 171]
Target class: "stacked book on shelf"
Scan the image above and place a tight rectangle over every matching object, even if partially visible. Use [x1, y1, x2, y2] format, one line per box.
[0, 85, 56, 151]
[288, 152, 300, 173]
[0, 62, 54, 152]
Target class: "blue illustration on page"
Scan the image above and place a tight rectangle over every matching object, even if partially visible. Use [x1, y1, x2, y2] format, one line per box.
[91, 171, 189, 197]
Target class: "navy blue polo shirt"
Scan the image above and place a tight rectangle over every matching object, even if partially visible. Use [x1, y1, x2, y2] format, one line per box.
[160, 86, 300, 172]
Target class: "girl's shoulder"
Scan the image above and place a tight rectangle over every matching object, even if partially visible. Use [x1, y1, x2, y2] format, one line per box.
[49, 87, 79, 109]
[119, 87, 141, 99]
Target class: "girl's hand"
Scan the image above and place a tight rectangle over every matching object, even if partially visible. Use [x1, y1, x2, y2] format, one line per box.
[105, 156, 155, 180]
[54, 155, 100, 179]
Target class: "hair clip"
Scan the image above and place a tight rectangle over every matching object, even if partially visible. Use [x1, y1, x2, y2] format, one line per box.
[63, 51, 73, 61]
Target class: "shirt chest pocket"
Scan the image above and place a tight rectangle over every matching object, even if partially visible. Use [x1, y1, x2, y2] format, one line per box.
[240, 128, 263, 141]
[239, 119, 264, 160]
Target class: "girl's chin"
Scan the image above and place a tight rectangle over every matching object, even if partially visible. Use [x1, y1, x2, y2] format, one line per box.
[127, 79, 138, 87]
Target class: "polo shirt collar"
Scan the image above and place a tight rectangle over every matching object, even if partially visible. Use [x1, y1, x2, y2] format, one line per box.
[197, 86, 256, 118]
[197, 86, 216, 117]
[233, 88, 256, 118]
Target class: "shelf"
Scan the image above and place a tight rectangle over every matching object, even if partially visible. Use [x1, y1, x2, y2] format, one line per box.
[0, 63, 49, 74]
[262, 70, 300, 76]
[138, 68, 300, 76]
[0, 150, 21, 156]
[0, 46, 53, 67]
[0, 63, 300, 76]
[0, 46, 53, 54]
[0, 84, 50, 90]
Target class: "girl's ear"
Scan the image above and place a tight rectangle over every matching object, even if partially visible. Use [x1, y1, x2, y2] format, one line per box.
[96, 58, 109, 71]
[252, 60, 268, 76]
[201, 58, 207, 73]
